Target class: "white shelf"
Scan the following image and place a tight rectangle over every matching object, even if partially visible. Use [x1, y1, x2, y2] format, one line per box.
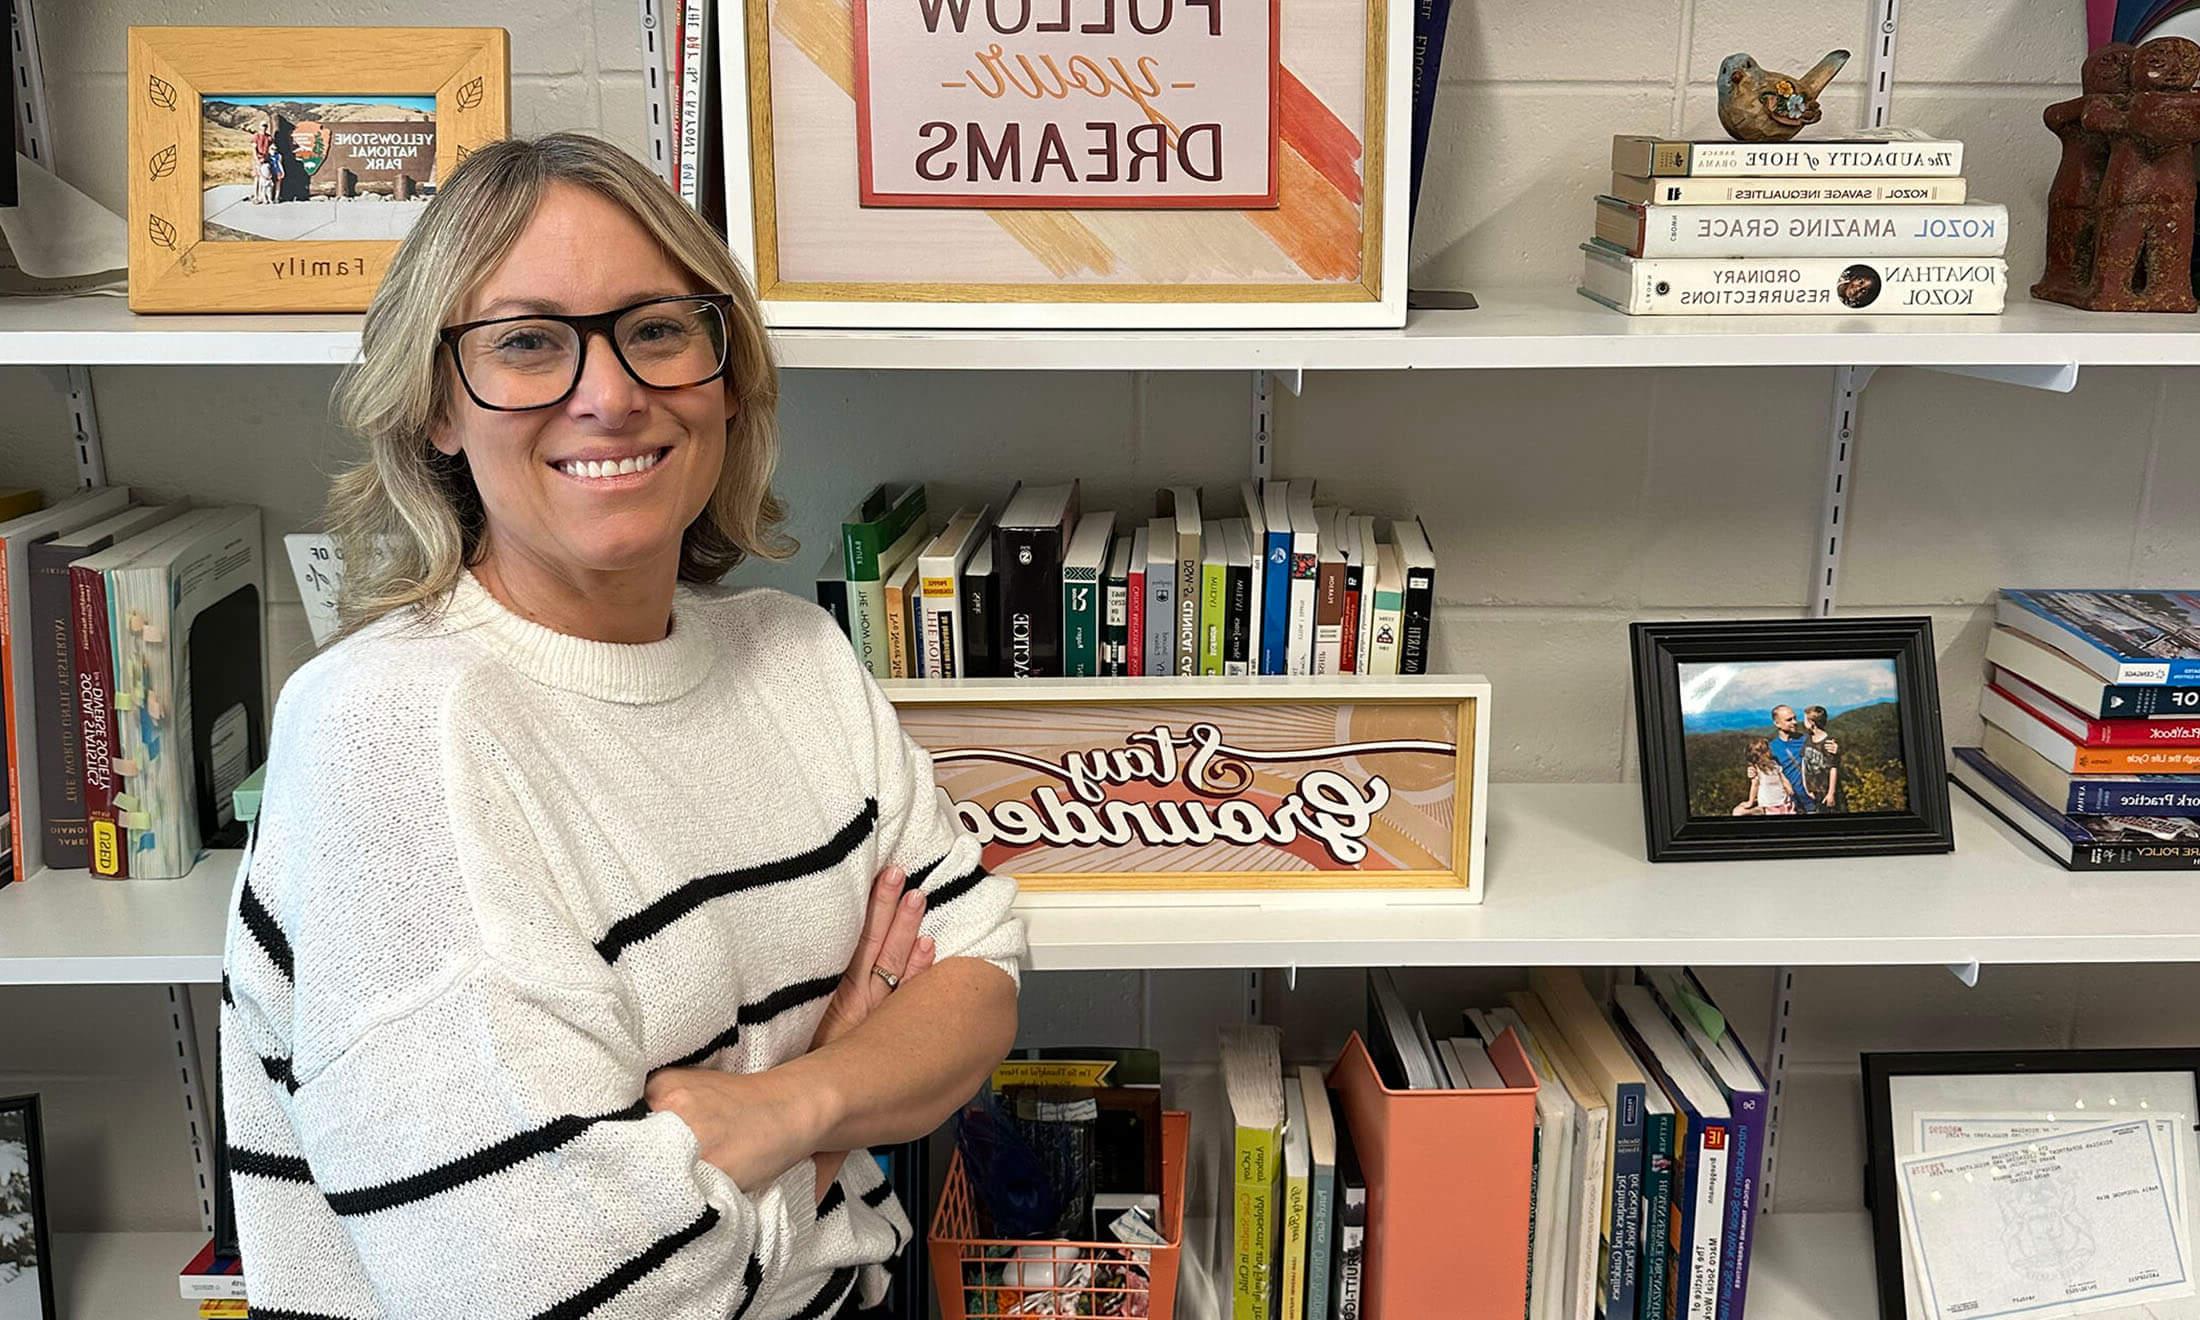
[0, 853, 238, 986]
[1018, 783, 2200, 971]
[48, 1231, 208, 1320]
[7, 785, 2196, 983]
[39, 1215, 1870, 1320]
[8, 285, 2200, 371]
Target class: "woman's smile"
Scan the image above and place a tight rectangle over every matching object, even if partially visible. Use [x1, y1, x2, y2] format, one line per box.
[547, 442, 675, 485]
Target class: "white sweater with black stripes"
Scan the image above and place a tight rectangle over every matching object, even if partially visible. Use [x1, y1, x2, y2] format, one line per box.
[219, 572, 1024, 1320]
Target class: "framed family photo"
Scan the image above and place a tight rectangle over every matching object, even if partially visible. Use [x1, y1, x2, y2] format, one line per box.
[1862, 1049, 2200, 1320]
[126, 26, 509, 312]
[0, 1094, 54, 1320]
[1630, 618, 1955, 862]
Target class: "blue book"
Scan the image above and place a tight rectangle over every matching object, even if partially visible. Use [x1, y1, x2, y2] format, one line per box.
[1999, 589, 2200, 686]
[1613, 986, 1730, 1320]
[1954, 746, 2200, 869]
[1408, 0, 1455, 226]
[1983, 725, 2200, 817]
[1641, 970, 1770, 1320]
[1260, 482, 1294, 675]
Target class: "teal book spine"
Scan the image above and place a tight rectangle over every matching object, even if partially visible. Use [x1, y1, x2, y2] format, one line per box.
[1639, 1110, 1675, 1320]
[1306, 1162, 1335, 1320]
[1063, 569, 1099, 677]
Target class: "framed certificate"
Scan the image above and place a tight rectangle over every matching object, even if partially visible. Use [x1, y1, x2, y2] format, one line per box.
[1864, 1049, 2200, 1320]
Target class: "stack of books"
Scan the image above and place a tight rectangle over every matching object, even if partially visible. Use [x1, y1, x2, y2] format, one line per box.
[0, 490, 267, 886]
[1952, 589, 2200, 870]
[180, 1238, 247, 1316]
[1225, 969, 1765, 1320]
[1579, 128, 2009, 316]
[815, 479, 1439, 682]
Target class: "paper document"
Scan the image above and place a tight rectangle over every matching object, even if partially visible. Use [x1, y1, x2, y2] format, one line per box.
[1898, 1118, 2194, 1320]
[1918, 1113, 2190, 1239]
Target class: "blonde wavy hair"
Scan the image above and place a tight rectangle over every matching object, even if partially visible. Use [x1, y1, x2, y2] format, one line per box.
[328, 132, 790, 634]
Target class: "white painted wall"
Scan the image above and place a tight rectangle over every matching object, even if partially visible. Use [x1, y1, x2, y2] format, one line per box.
[3, 0, 2194, 1245]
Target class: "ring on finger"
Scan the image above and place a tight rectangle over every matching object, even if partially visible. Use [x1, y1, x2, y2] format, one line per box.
[870, 964, 901, 991]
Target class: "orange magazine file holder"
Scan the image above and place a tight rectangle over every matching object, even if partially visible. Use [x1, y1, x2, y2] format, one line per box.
[1328, 1029, 1540, 1320]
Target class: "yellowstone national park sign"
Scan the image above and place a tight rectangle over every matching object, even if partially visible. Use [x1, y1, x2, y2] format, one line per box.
[887, 677, 1490, 898]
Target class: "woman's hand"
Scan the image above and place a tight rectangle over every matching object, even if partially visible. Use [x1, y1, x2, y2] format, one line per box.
[812, 866, 936, 1053]
[644, 1066, 822, 1196]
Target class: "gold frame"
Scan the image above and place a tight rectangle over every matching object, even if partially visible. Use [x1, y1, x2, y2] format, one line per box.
[126, 26, 509, 313]
[739, 0, 1388, 306]
[888, 686, 1479, 893]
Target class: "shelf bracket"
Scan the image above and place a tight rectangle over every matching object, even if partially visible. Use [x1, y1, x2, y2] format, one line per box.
[167, 984, 216, 1238]
[1760, 967, 1797, 1213]
[1917, 362, 2081, 394]
[1250, 371, 1277, 482]
[1946, 960, 1981, 988]
[1811, 365, 1869, 618]
[61, 364, 108, 487]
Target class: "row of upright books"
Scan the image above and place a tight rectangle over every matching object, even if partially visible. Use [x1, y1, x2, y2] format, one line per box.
[1222, 967, 1765, 1320]
[816, 480, 1440, 681]
[0, 487, 268, 886]
[1579, 128, 2009, 315]
[1952, 588, 2200, 870]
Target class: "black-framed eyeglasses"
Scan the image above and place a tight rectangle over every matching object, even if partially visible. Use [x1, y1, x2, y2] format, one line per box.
[438, 293, 737, 412]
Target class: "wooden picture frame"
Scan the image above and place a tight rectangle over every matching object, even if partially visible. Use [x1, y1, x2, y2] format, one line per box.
[126, 26, 509, 313]
[1630, 618, 1955, 862]
[1862, 1048, 2200, 1320]
[0, 1092, 55, 1320]
[721, 0, 1411, 327]
[887, 675, 1489, 901]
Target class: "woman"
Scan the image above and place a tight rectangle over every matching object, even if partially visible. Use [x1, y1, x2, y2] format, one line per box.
[219, 133, 1023, 1320]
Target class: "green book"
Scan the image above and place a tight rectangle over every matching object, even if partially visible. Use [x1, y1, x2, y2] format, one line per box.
[1198, 522, 1229, 676]
[1060, 512, 1114, 679]
[842, 484, 928, 678]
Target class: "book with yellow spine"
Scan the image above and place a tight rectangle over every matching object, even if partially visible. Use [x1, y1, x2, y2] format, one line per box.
[1222, 1025, 1285, 1320]
[1280, 1076, 1312, 1320]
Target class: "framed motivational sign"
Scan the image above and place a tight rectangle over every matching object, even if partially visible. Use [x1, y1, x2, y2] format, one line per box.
[852, 0, 1280, 208]
[726, 0, 1408, 326]
[887, 676, 1490, 900]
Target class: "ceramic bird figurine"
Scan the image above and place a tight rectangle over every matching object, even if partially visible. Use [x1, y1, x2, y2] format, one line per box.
[1718, 50, 1852, 142]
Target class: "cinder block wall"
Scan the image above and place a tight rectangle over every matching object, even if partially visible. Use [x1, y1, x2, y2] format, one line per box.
[3, 0, 2189, 1234]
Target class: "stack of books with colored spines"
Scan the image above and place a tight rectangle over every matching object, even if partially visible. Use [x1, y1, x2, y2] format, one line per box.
[1577, 128, 2010, 315]
[180, 1238, 247, 1315]
[814, 480, 1440, 680]
[1952, 589, 2200, 870]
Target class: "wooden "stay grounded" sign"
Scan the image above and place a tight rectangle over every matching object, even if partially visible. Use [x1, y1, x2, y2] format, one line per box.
[889, 676, 1488, 898]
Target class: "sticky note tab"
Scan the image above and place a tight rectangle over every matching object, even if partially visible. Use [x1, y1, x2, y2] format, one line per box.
[123, 811, 152, 830]
[1674, 981, 1726, 1044]
[113, 691, 137, 711]
[112, 793, 138, 812]
[110, 759, 139, 777]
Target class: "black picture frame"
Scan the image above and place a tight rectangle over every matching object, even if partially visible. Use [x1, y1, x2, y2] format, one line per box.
[1629, 617, 1955, 861]
[1861, 1048, 2200, 1320]
[1, 1092, 57, 1320]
